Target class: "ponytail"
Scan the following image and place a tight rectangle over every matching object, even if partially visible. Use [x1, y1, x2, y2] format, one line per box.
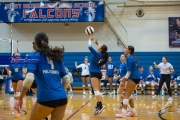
[99, 52, 108, 66]
[132, 54, 141, 68]
[38, 40, 64, 62]
[34, 31, 64, 62]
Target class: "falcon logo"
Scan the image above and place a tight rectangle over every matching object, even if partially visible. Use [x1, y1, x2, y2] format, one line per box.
[7, 10, 18, 22]
[85, 9, 96, 22]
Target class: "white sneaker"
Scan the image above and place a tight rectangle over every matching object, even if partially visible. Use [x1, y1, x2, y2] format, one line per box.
[89, 91, 92, 95]
[152, 95, 157, 100]
[83, 91, 86, 95]
[167, 97, 173, 101]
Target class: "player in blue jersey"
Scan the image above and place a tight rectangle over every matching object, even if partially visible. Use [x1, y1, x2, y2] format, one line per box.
[103, 57, 117, 95]
[114, 54, 127, 109]
[116, 46, 140, 118]
[138, 67, 146, 94]
[17, 31, 70, 120]
[170, 71, 178, 95]
[88, 37, 108, 115]
[7, 52, 25, 115]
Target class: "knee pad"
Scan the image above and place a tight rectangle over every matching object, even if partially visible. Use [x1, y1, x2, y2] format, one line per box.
[129, 95, 133, 99]
[16, 92, 20, 97]
[123, 99, 129, 105]
[139, 84, 142, 87]
[82, 85, 85, 87]
[94, 91, 101, 97]
[151, 83, 154, 87]
[143, 84, 146, 87]
[88, 84, 91, 87]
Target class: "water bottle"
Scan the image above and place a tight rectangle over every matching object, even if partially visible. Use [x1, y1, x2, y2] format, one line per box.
[175, 90, 177, 96]
[159, 90, 162, 96]
[134, 90, 137, 96]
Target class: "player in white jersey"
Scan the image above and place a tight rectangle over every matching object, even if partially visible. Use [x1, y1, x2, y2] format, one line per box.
[75, 56, 92, 95]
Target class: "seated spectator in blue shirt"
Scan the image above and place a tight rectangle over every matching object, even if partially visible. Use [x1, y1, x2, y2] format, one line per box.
[145, 66, 157, 96]
[138, 67, 146, 94]
[170, 71, 178, 95]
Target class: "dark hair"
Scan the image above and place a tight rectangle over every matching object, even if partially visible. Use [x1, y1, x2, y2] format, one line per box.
[128, 45, 141, 68]
[162, 56, 168, 61]
[34, 31, 64, 62]
[121, 54, 127, 58]
[99, 44, 108, 66]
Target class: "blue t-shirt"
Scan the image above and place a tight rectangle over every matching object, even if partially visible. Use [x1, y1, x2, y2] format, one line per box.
[27, 52, 67, 102]
[106, 62, 116, 76]
[88, 46, 103, 73]
[126, 55, 140, 79]
[171, 71, 177, 80]
[119, 62, 127, 78]
[140, 72, 146, 80]
[9, 64, 24, 81]
[146, 71, 156, 81]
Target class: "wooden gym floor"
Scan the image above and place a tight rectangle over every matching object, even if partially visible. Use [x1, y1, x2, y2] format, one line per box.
[0, 91, 180, 120]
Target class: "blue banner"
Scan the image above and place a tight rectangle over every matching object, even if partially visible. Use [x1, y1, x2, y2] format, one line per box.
[0, 1, 104, 23]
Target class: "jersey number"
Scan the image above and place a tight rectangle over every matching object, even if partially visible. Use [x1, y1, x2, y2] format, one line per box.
[47, 57, 54, 69]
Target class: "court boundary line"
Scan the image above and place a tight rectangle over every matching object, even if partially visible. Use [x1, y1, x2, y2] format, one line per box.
[66, 100, 90, 120]
[158, 103, 180, 120]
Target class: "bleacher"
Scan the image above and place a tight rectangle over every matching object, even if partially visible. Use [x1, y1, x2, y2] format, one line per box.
[0, 52, 180, 90]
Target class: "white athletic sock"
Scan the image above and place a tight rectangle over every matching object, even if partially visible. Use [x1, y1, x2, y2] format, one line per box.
[122, 108, 127, 114]
[131, 108, 136, 113]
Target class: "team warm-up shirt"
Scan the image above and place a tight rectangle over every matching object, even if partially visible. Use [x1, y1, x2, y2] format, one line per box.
[76, 63, 90, 76]
[171, 71, 177, 81]
[140, 72, 146, 81]
[9, 64, 24, 81]
[158, 62, 173, 74]
[146, 71, 156, 81]
[119, 62, 127, 78]
[88, 43, 103, 73]
[126, 55, 140, 79]
[106, 62, 116, 77]
[27, 52, 67, 102]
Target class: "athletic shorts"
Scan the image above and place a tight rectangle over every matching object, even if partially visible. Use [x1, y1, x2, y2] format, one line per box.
[11, 78, 23, 83]
[31, 80, 37, 88]
[81, 75, 90, 78]
[37, 98, 68, 108]
[90, 72, 102, 79]
[130, 79, 140, 85]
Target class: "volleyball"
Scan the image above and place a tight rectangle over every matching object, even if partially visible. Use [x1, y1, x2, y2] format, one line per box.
[85, 26, 94, 35]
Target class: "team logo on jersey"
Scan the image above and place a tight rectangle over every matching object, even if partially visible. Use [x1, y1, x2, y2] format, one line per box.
[84, 9, 96, 21]
[7, 10, 18, 22]
[136, 8, 145, 18]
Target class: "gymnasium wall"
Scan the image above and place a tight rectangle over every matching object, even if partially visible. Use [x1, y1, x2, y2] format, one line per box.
[108, 5, 180, 52]
[0, 1, 180, 52]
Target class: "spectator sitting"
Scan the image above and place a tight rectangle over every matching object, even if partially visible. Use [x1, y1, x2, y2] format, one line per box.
[170, 71, 178, 95]
[145, 66, 157, 95]
[139, 67, 146, 94]
[66, 68, 73, 94]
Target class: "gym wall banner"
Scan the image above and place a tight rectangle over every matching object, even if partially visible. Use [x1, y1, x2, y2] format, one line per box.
[0, 1, 104, 23]
[169, 17, 180, 48]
